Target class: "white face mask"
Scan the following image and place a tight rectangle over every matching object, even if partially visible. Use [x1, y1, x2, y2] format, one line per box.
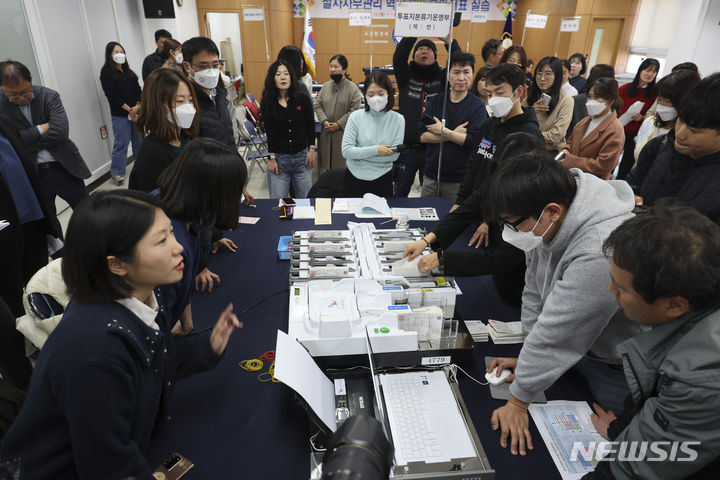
[112, 53, 126, 65]
[488, 90, 518, 118]
[366, 94, 388, 112]
[192, 67, 221, 89]
[656, 104, 678, 122]
[174, 52, 183, 64]
[501, 209, 553, 252]
[167, 103, 196, 129]
[585, 99, 607, 116]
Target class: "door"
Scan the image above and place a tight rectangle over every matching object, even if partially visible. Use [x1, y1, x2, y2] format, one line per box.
[586, 18, 624, 71]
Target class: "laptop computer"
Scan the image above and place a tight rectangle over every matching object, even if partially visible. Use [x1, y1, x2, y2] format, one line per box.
[365, 328, 495, 478]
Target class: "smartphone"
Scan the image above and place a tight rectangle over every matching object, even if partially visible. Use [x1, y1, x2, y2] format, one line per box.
[541, 93, 552, 105]
[421, 115, 435, 126]
[281, 197, 296, 207]
[153, 453, 193, 480]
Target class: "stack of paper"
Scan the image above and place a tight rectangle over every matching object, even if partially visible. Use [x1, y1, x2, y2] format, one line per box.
[464, 321, 489, 342]
[488, 319, 525, 344]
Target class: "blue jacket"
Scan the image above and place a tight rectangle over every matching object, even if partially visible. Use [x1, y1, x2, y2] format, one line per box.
[0, 295, 220, 479]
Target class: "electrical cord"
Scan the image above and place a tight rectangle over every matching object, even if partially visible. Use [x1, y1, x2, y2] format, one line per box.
[182, 287, 289, 336]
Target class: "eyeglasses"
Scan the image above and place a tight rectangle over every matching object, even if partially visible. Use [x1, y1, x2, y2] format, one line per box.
[189, 60, 225, 71]
[499, 216, 529, 232]
[4, 90, 32, 100]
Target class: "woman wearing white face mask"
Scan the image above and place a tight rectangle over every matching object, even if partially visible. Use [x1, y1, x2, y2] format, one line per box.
[340, 71, 404, 197]
[129, 69, 198, 192]
[633, 69, 701, 164]
[100, 41, 143, 185]
[559, 78, 624, 179]
[159, 38, 184, 75]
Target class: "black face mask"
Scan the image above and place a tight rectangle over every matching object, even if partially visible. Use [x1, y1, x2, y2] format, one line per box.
[330, 73, 344, 83]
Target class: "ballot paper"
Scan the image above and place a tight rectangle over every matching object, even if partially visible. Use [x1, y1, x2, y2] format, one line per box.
[239, 216, 260, 224]
[528, 401, 608, 480]
[293, 206, 316, 219]
[618, 100, 645, 127]
[315, 198, 332, 225]
[390, 207, 439, 221]
[356, 193, 392, 218]
[274, 330, 337, 432]
[390, 255, 428, 277]
[487, 319, 526, 344]
[464, 321, 489, 342]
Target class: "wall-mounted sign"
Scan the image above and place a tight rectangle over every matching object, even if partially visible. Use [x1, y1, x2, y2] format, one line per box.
[243, 7, 264, 21]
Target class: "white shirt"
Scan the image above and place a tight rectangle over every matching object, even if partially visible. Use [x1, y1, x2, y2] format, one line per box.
[582, 110, 611, 140]
[561, 81, 578, 97]
[116, 294, 160, 330]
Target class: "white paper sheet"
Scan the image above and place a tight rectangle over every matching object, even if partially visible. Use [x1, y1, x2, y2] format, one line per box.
[528, 401, 608, 480]
[274, 330, 337, 432]
[356, 193, 392, 218]
[391, 207, 439, 221]
[618, 100, 645, 127]
[293, 206, 316, 219]
[239, 216, 260, 224]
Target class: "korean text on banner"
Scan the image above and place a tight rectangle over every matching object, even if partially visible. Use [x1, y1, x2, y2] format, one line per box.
[394, 2, 453, 38]
[525, 13, 548, 29]
[349, 11, 372, 26]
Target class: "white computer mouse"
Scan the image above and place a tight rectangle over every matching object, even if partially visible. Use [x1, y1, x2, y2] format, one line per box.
[485, 366, 512, 386]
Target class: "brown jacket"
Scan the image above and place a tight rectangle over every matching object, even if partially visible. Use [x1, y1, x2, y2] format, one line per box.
[315, 77, 363, 171]
[562, 111, 625, 180]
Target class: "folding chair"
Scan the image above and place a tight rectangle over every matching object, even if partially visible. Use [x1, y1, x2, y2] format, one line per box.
[246, 92, 260, 109]
[238, 120, 269, 180]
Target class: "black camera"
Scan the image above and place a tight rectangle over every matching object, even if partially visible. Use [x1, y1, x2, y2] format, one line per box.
[321, 415, 393, 480]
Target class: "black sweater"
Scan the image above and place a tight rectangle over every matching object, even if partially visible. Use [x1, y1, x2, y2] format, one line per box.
[432, 190, 526, 306]
[261, 93, 315, 154]
[0, 298, 220, 479]
[129, 137, 185, 192]
[99, 67, 141, 117]
[455, 108, 542, 204]
[393, 37, 461, 146]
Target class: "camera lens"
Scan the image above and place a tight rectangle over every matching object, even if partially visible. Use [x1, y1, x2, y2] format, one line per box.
[321, 415, 393, 480]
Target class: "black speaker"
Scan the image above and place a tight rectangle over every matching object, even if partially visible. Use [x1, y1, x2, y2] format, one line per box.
[142, 0, 175, 19]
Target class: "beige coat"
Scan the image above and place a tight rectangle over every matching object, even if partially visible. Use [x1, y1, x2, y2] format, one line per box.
[315, 77, 363, 170]
[523, 92, 574, 151]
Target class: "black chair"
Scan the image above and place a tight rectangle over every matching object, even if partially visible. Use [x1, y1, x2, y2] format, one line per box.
[0, 297, 32, 390]
[308, 168, 347, 198]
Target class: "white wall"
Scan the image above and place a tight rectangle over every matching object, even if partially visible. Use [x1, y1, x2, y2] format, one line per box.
[665, 0, 720, 77]
[139, 0, 200, 52]
[206, 12, 243, 76]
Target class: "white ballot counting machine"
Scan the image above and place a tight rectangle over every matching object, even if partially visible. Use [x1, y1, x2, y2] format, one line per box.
[287, 225, 469, 360]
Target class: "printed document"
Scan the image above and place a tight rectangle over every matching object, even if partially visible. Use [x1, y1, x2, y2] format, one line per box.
[528, 401, 607, 480]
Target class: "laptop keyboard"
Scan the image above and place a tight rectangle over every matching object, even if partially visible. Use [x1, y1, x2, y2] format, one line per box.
[382, 374, 442, 460]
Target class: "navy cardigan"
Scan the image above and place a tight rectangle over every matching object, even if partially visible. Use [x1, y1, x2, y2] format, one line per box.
[0, 295, 220, 479]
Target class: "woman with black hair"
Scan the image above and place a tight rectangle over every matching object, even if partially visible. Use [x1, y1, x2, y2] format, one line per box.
[633, 69, 701, 162]
[159, 37, 184, 75]
[130, 68, 199, 192]
[0, 189, 242, 479]
[523, 56, 574, 151]
[560, 78, 625, 179]
[277, 45, 313, 95]
[568, 53, 587, 93]
[617, 58, 659, 179]
[99, 41, 143, 185]
[156, 137, 247, 334]
[260, 59, 315, 199]
[340, 70, 404, 197]
[315, 54, 363, 171]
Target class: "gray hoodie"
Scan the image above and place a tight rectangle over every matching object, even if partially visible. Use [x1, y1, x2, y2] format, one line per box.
[510, 169, 647, 403]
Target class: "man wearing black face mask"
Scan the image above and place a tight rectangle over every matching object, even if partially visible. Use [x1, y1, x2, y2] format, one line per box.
[393, 36, 461, 197]
[315, 54, 363, 171]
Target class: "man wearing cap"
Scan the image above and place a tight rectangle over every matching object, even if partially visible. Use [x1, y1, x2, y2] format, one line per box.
[392, 36, 461, 197]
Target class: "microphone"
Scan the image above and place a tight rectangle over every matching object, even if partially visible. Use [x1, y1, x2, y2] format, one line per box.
[389, 144, 408, 153]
